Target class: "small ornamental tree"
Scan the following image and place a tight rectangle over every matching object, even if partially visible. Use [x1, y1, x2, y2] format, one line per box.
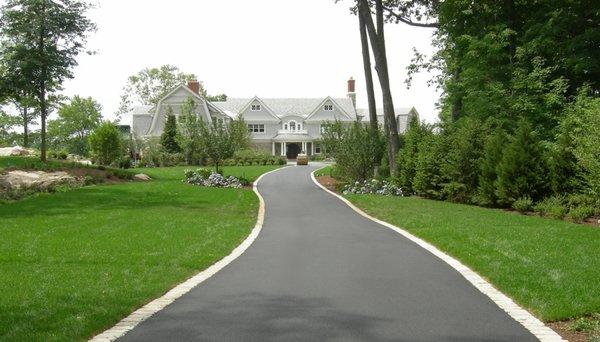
[89, 122, 122, 166]
[495, 120, 547, 206]
[160, 106, 180, 153]
[199, 120, 234, 174]
[397, 116, 427, 193]
[176, 97, 202, 165]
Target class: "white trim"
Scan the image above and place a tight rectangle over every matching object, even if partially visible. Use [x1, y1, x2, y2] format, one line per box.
[237, 96, 281, 121]
[305, 96, 353, 121]
[90, 167, 288, 342]
[309, 169, 565, 342]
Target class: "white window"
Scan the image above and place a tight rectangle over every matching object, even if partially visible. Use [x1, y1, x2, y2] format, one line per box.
[324, 104, 333, 111]
[247, 124, 265, 133]
[212, 117, 224, 125]
[289, 121, 296, 131]
[251, 104, 261, 111]
[315, 143, 322, 154]
[284, 123, 288, 130]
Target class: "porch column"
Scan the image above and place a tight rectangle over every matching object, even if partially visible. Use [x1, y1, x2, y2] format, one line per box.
[281, 142, 286, 156]
[272, 141, 275, 155]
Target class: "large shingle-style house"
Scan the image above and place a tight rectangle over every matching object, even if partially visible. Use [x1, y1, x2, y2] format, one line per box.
[131, 78, 419, 159]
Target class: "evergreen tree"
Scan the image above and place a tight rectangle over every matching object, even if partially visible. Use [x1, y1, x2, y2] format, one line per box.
[396, 115, 425, 193]
[495, 121, 547, 206]
[476, 128, 507, 206]
[160, 106, 180, 153]
[413, 131, 445, 199]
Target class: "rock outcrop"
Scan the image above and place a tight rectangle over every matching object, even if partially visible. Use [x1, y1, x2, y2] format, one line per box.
[0, 170, 79, 191]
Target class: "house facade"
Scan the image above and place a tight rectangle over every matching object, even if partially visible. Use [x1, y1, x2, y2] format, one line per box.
[131, 78, 419, 159]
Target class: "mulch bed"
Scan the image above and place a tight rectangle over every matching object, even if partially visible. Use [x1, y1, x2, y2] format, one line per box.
[547, 320, 596, 342]
[316, 175, 343, 193]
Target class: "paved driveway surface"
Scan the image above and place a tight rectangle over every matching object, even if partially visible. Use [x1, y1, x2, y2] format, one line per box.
[121, 165, 537, 341]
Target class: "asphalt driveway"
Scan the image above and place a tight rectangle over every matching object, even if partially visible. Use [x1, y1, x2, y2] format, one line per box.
[120, 165, 537, 341]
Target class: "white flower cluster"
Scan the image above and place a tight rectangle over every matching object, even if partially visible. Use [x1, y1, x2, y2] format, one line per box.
[185, 170, 242, 188]
[342, 179, 404, 196]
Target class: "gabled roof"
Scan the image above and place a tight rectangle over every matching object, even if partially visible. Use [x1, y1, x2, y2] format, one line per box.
[357, 106, 417, 119]
[305, 96, 353, 121]
[211, 97, 357, 119]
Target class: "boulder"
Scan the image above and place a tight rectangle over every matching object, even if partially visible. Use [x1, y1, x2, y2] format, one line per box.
[0, 146, 36, 157]
[133, 173, 151, 181]
[0, 170, 78, 191]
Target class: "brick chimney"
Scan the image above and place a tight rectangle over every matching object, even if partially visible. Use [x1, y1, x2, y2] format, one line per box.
[187, 79, 200, 95]
[347, 77, 356, 108]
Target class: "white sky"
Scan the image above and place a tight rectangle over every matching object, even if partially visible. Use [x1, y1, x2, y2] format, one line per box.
[60, 0, 441, 125]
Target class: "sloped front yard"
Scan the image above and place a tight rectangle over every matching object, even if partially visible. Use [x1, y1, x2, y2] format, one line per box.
[0, 164, 280, 341]
[345, 194, 599, 338]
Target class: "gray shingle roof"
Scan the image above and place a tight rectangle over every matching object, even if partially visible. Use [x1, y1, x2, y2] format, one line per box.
[212, 97, 357, 119]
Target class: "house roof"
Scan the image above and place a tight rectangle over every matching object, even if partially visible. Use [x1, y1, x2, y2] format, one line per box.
[356, 107, 416, 118]
[211, 97, 357, 119]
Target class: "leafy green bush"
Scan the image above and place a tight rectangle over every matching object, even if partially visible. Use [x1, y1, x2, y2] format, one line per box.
[567, 206, 596, 223]
[113, 156, 132, 169]
[534, 196, 568, 219]
[89, 122, 122, 166]
[512, 196, 533, 213]
[58, 150, 68, 159]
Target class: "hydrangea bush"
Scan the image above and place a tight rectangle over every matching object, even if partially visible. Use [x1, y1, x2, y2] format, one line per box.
[342, 179, 405, 196]
[184, 168, 242, 188]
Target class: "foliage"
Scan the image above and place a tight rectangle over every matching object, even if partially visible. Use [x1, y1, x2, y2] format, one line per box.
[533, 196, 568, 220]
[566, 206, 596, 223]
[176, 97, 203, 165]
[321, 120, 382, 181]
[89, 122, 122, 166]
[570, 313, 600, 333]
[342, 178, 404, 196]
[396, 115, 426, 192]
[495, 120, 547, 205]
[565, 90, 600, 196]
[48, 95, 102, 156]
[0, 0, 96, 161]
[412, 130, 445, 199]
[117, 65, 199, 116]
[512, 196, 533, 213]
[160, 106, 180, 153]
[475, 128, 507, 206]
[184, 169, 243, 188]
[227, 149, 285, 166]
[197, 115, 252, 173]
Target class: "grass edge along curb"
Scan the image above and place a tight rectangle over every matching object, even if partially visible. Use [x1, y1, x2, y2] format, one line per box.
[89, 166, 287, 341]
[309, 167, 565, 342]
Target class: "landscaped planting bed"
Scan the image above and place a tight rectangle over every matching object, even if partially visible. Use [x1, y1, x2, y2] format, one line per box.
[0, 162, 281, 341]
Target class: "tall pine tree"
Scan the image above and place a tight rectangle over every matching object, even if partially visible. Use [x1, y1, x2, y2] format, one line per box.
[160, 106, 180, 153]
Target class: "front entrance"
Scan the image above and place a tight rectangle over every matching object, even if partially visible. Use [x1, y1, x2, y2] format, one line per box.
[286, 143, 301, 159]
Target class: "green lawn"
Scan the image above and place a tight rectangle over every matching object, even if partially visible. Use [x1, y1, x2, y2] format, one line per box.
[345, 194, 600, 322]
[0, 163, 281, 341]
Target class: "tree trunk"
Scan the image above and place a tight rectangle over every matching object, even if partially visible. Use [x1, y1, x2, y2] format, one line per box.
[451, 66, 462, 122]
[359, 0, 401, 176]
[38, 3, 47, 162]
[22, 107, 29, 147]
[358, 5, 380, 177]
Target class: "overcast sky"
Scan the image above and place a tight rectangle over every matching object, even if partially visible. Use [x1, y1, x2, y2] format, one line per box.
[60, 0, 441, 124]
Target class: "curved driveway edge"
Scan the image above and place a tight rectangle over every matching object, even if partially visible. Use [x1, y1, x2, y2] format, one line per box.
[117, 165, 553, 341]
[90, 167, 286, 342]
[310, 168, 564, 342]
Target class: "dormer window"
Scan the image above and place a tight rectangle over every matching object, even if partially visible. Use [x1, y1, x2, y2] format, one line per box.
[289, 121, 296, 131]
[251, 104, 261, 111]
[324, 104, 333, 111]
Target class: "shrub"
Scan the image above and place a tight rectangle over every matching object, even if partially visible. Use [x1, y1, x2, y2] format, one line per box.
[567, 206, 596, 223]
[237, 177, 250, 186]
[160, 108, 181, 153]
[184, 169, 242, 188]
[58, 150, 68, 159]
[476, 128, 507, 206]
[114, 156, 132, 169]
[277, 157, 287, 165]
[321, 120, 384, 181]
[342, 178, 405, 196]
[413, 131, 445, 199]
[512, 196, 533, 213]
[89, 122, 122, 166]
[533, 196, 567, 219]
[496, 120, 547, 206]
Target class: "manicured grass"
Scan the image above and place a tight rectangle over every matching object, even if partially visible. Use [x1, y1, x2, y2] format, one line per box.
[132, 165, 281, 183]
[345, 194, 600, 322]
[0, 163, 281, 341]
[313, 165, 333, 177]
